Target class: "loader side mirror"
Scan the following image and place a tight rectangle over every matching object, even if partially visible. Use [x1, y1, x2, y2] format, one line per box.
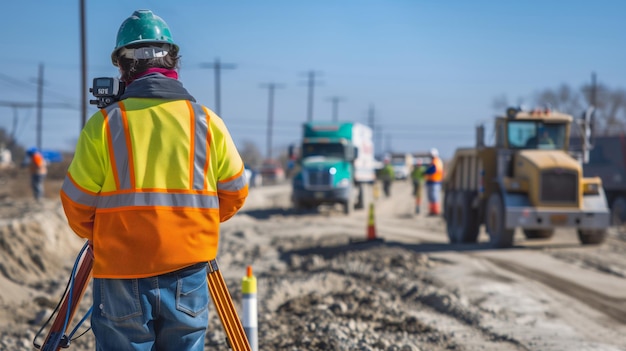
[476, 124, 485, 147]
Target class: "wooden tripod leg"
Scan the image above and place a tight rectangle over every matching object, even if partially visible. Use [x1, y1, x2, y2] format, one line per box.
[207, 259, 252, 351]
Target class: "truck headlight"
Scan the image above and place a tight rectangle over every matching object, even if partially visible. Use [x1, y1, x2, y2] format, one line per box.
[583, 183, 599, 195]
[337, 178, 350, 187]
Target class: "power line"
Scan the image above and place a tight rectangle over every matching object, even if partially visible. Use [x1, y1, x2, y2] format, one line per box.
[0, 71, 79, 104]
[0, 99, 77, 149]
[200, 58, 236, 116]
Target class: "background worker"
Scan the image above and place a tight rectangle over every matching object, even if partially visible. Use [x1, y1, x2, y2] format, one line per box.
[26, 147, 47, 201]
[424, 148, 444, 215]
[379, 158, 395, 197]
[410, 159, 425, 213]
[60, 10, 248, 351]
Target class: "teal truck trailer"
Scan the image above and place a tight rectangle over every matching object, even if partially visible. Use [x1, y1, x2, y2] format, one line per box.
[291, 122, 376, 214]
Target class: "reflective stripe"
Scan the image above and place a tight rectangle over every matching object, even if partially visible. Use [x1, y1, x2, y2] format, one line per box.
[218, 172, 248, 192]
[191, 102, 209, 190]
[105, 104, 132, 190]
[98, 101, 219, 210]
[61, 176, 99, 207]
[97, 192, 220, 209]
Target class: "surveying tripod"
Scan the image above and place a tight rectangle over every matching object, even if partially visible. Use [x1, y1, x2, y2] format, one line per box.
[33, 242, 251, 351]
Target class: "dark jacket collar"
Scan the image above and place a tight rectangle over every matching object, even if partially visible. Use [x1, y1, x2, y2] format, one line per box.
[120, 73, 196, 102]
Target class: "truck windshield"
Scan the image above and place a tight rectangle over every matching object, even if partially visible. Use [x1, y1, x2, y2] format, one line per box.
[507, 121, 567, 150]
[302, 143, 346, 158]
[391, 157, 405, 165]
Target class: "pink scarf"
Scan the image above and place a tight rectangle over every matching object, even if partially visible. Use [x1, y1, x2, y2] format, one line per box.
[128, 68, 178, 85]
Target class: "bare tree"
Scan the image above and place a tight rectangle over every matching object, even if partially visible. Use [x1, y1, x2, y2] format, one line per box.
[524, 81, 626, 136]
[534, 84, 583, 115]
[580, 81, 626, 135]
[238, 140, 263, 169]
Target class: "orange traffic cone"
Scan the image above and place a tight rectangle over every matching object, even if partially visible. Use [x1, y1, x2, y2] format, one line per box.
[367, 202, 377, 240]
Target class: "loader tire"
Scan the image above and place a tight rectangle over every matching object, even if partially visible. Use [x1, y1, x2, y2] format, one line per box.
[485, 192, 515, 248]
[523, 229, 555, 239]
[611, 196, 626, 237]
[577, 229, 607, 245]
[449, 191, 479, 243]
[444, 190, 457, 242]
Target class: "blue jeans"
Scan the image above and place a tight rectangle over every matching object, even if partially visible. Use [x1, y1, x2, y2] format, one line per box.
[92, 262, 209, 351]
[426, 182, 441, 203]
[32, 174, 45, 200]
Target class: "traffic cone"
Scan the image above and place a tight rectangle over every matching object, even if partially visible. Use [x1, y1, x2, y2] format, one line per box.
[367, 202, 377, 240]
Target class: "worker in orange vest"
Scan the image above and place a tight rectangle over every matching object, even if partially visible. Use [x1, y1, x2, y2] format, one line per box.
[424, 148, 443, 215]
[26, 147, 47, 201]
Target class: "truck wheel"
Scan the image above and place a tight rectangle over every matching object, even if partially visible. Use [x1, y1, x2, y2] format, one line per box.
[485, 192, 515, 248]
[452, 191, 480, 243]
[577, 229, 607, 245]
[444, 191, 457, 242]
[611, 196, 626, 236]
[523, 229, 554, 239]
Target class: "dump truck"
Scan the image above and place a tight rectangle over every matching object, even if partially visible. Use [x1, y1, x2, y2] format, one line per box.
[443, 107, 610, 248]
[290, 122, 376, 214]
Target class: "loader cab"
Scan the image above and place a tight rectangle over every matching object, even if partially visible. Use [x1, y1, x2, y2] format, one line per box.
[496, 107, 572, 151]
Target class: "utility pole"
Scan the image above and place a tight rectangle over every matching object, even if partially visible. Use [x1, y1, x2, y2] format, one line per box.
[385, 133, 392, 154]
[36, 63, 44, 150]
[260, 82, 285, 160]
[367, 104, 380, 155]
[302, 70, 322, 122]
[590, 71, 597, 107]
[326, 96, 346, 122]
[80, 0, 88, 128]
[200, 58, 236, 116]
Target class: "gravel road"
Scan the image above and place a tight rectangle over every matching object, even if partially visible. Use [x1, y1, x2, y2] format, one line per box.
[1, 176, 625, 350]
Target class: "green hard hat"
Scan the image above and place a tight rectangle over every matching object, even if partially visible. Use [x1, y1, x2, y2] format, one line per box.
[111, 9, 178, 66]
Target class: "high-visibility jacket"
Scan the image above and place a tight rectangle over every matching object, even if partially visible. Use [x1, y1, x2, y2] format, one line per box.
[379, 164, 395, 181]
[60, 74, 248, 278]
[425, 156, 444, 183]
[411, 165, 424, 182]
[30, 152, 47, 175]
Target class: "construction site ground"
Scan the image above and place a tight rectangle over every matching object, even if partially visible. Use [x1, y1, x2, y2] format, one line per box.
[1, 169, 625, 350]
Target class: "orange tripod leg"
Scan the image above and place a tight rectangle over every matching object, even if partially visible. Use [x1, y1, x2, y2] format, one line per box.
[207, 259, 252, 351]
[39, 245, 93, 351]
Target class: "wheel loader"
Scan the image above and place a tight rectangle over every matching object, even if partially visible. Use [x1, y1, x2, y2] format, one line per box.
[443, 107, 610, 248]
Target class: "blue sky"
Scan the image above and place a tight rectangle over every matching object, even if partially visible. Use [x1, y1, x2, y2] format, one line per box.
[1, 0, 625, 159]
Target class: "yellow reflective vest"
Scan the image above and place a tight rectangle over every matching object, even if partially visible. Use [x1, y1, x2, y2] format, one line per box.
[61, 97, 248, 278]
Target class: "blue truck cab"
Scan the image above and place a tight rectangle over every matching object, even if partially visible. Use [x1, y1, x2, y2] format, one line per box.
[291, 122, 376, 214]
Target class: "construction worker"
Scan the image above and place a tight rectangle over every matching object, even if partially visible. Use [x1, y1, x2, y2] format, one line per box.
[26, 147, 47, 201]
[424, 148, 444, 215]
[59, 10, 248, 351]
[379, 158, 395, 197]
[410, 159, 425, 213]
